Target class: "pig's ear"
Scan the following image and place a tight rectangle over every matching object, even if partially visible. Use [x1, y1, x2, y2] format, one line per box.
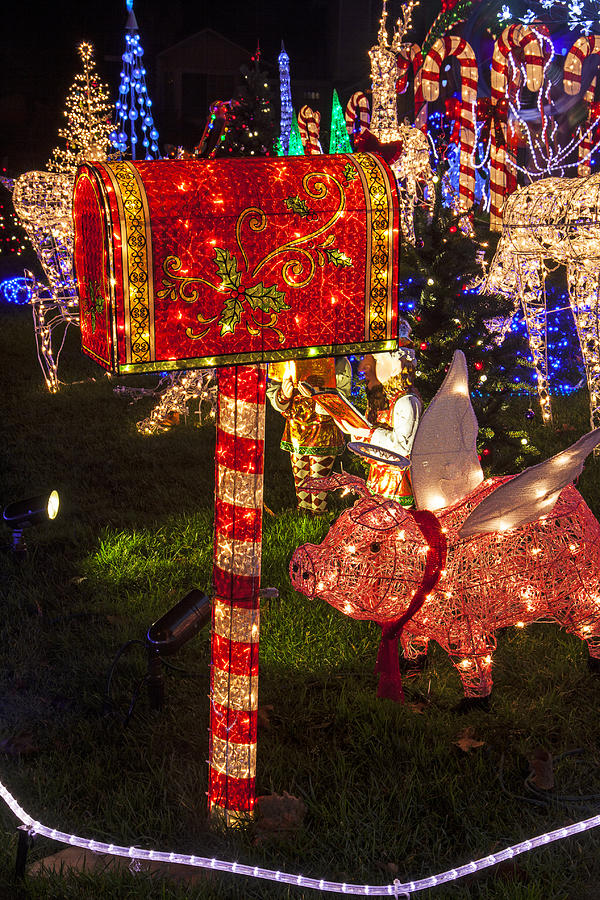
[352, 498, 409, 531]
[459, 428, 600, 539]
[411, 350, 484, 512]
[303, 472, 372, 498]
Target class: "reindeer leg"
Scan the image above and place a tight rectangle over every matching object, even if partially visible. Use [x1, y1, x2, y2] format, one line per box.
[567, 261, 600, 436]
[517, 255, 552, 424]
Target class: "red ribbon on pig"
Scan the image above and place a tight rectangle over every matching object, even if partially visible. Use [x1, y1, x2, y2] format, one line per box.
[352, 129, 403, 165]
[374, 509, 447, 702]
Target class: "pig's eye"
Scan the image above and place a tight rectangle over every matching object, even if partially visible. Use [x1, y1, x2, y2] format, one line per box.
[292, 563, 299, 573]
[370, 542, 381, 553]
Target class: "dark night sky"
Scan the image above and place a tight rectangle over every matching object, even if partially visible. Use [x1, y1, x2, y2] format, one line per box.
[0, 0, 436, 172]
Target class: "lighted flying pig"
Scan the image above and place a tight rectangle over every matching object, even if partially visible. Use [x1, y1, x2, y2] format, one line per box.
[290, 351, 600, 701]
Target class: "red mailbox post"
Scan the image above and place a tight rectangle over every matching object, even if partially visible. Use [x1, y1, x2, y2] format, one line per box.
[74, 154, 399, 823]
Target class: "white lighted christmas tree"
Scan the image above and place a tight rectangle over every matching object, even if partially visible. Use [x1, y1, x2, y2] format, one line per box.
[48, 42, 113, 176]
[111, 0, 160, 159]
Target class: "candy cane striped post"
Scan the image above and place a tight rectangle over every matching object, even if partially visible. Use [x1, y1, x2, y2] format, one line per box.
[490, 25, 544, 229]
[564, 36, 600, 177]
[297, 106, 322, 154]
[397, 44, 427, 131]
[208, 364, 265, 825]
[577, 78, 598, 177]
[344, 91, 370, 138]
[422, 37, 478, 212]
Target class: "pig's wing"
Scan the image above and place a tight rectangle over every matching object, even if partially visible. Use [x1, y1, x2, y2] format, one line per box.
[459, 429, 600, 539]
[411, 350, 484, 512]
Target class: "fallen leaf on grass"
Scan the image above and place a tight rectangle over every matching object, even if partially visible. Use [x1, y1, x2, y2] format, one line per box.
[0, 730, 38, 756]
[257, 705, 274, 731]
[528, 747, 554, 790]
[454, 727, 485, 753]
[255, 791, 306, 836]
[375, 861, 399, 876]
[407, 701, 428, 715]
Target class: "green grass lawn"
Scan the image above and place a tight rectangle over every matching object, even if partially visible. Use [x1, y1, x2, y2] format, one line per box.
[1, 304, 600, 899]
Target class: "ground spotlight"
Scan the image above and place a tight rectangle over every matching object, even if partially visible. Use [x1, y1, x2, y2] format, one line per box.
[3, 490, 60, 558]
[146, 589, 211, 709]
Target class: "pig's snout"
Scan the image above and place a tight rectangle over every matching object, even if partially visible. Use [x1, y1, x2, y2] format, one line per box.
[290, 546, 317, 597]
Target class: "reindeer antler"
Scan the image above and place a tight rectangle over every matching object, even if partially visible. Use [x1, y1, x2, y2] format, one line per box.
[391, 0, 419, 53]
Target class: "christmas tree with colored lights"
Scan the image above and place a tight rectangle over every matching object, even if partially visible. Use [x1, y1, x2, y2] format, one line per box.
[111, 0, 160, 159]
[48, 42, 113, 177]
[328, 89, 353, 155]
[402, 180, 539, 471]
[216, 45, 276, 158]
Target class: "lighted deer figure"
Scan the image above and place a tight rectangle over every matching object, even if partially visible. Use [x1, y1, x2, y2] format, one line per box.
[291, 351, 600, 702]
[368, 0, 435, 243]
[482, 172, 600, 431]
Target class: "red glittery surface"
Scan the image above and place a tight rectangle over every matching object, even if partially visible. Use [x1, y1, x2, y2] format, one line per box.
[74, 155, 399, 372]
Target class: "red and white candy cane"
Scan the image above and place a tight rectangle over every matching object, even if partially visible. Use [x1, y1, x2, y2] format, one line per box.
[564, 36, 600, 177]
[209, 364, 265, 824]
[489, 25, 544, 230]
[422, 36, 478, 212]
[297, 106, 322, 154]
[344, 91, 370, 138]
[397, 43, 427, 132]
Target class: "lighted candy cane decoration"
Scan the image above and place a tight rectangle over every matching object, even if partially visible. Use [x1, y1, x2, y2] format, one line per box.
[397, 43, 427, 131]
[422, 37, 478, 212]
[297, 106, 322, 154]
[489, 25, 544, 230]
[208, 364, 265, 825]
[344, 91, 370, 138]
[564, 35, 600, 177]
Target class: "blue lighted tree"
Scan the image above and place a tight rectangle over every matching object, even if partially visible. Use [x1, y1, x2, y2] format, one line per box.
[112, 0, 160, 159]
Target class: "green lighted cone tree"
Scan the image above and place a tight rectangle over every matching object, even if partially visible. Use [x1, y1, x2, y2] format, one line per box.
[329, 89, 352, 154]
[402, 181, 538, 472]
[48, 42, 113, 177]
[216, 45, 276, 158]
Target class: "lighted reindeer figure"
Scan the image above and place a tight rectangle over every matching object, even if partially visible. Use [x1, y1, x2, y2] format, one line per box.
[367, 0, 435, 244]
[291, 351, 600, 701]
[482, 172, 600, 431]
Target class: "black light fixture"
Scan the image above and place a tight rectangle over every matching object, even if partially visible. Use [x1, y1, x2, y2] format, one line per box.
[146, 589, 211, 709]
[3, 490, 60, 558]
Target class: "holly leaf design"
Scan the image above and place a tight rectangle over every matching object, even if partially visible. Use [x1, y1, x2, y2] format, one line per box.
[246, 281, 290, 314]
[214, 247, 242, 289]
[219, 294, 245, 335]
[284, 195, 311, 218]
[324, 248, 353, 267]
[87, 281, 105, 333]
[344, 162, 357, 181]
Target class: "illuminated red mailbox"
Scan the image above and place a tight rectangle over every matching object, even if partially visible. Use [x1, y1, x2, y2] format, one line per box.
[73, 154, 399, 373]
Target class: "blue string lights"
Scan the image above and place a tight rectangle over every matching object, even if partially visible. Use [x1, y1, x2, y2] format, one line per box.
[0, 277, 31, 306]
[111, 0, 160, 159]
[278, 42, 293, 156]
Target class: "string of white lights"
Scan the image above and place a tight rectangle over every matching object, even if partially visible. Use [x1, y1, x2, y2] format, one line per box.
[1, 775, 599, 894]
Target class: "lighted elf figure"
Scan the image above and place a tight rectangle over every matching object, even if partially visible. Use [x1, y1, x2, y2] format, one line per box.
[111, 0, 160, 160]
[338, 323, 422, 506]
[267, 357, 351, 515]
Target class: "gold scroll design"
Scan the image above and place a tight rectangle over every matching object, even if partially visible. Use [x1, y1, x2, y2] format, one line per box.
[156, 171, 352, 343]
[353, 153, 393, 342]
[111, 162, 152, 363]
